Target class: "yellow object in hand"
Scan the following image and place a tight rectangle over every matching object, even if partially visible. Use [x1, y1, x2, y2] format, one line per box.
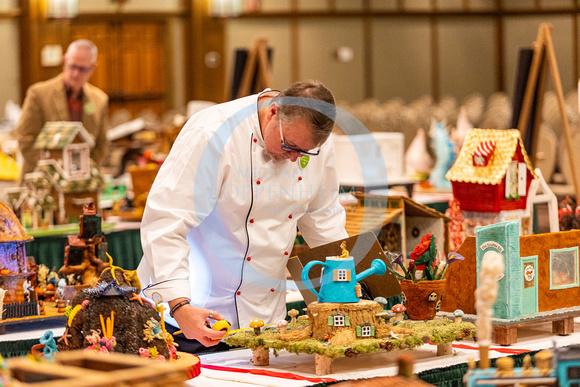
[211, 319, 231, 340]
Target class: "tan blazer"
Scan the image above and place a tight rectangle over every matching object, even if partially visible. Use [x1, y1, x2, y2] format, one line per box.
[16, 74, 109, 176]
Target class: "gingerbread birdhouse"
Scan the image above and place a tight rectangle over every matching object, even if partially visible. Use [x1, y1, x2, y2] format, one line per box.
[446, 129, 537, 235]
[25, 122, 105, 224]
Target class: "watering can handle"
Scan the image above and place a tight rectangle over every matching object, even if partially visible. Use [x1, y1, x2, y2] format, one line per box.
[301, 260, 325, 299]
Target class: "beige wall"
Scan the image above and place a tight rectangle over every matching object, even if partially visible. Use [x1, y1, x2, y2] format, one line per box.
[372, 17, 431, 102]
[3, 1, 580, 118]
[298, 18, 365, 103]
[77, 0, 183, 13]
[438, 17, 496, 101]
[225, 19, 293, 94]
[0, 19, 20, 113]
[227, 17, 366, 102]
[225, 12, 580, 105]
[0, 0, 19, 113]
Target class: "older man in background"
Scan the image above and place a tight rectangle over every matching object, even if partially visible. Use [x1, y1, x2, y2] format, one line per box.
[16, 39, 109, 177]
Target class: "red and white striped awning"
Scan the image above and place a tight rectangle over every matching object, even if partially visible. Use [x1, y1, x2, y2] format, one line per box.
[473, 141, 495, 166]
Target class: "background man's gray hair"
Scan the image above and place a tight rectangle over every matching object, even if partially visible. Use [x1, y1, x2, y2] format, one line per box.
[273, 80, 336, 145]
[65, 39, 98, 65]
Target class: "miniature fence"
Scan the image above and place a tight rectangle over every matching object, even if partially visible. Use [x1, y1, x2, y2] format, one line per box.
[2, 301, 39, 319]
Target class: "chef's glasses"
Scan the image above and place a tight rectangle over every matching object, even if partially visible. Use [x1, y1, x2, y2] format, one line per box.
[279, 120, 320, 156]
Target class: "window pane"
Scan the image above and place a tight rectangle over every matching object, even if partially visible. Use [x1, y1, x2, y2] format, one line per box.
[551, 248, 578, 288]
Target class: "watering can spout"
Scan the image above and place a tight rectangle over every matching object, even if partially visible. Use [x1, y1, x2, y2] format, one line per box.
[355, 259, 387, 282]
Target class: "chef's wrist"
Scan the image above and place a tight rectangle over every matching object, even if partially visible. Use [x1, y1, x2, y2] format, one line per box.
[169, 297, 190, 308]
[169, 298, 190, 318]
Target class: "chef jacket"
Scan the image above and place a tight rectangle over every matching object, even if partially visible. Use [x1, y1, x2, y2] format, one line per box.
[137, 91, 348, 330]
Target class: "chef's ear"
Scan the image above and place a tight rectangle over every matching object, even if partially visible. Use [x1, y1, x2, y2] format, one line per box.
[268, 104, 278, 118]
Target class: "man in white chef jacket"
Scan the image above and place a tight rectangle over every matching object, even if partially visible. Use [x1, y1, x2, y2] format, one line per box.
[137, 80, 349, 352]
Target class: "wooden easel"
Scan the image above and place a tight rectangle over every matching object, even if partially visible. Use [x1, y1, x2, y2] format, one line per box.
[517, 23, 580, 199]
[236, 38, 273, 98]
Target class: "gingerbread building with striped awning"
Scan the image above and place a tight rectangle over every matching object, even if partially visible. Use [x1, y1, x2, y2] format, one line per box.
[446, 128, 537, 236]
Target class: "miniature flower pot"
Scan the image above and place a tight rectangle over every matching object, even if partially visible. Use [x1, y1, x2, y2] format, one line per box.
[399, 279, 446, 320]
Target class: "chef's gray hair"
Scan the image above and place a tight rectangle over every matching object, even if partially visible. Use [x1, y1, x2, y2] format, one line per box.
[273, 80, 336, 145]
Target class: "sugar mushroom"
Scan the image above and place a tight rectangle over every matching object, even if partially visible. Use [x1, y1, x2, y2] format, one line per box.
[277, 319, 288, 334]
[288, 309, 299, 324]
[391, 304, 406, 322]
[249, 318, 264, 335]
[376, 310, 394, 324]
[373, 296, 389, 310]
[454, 309, 464, 324]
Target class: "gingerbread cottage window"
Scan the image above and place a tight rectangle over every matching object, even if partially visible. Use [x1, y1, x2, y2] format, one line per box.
[63, 143, 90, 179]
[334, 268, 350, 282]
[550, 247, 578, 290]
[356, 321, 375, 338]
[428, 291, 438, 302]
[328, 311, 350, 327]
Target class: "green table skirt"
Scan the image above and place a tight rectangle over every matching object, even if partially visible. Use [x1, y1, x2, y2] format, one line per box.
[25, 228, 143, 271]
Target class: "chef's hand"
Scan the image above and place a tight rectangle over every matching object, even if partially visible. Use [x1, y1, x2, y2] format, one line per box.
[169, 298, 226, 346]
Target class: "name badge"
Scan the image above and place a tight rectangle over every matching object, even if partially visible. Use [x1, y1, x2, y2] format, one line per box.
[84, 101, 96, 115]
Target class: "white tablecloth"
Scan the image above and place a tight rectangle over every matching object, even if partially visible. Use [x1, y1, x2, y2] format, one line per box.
[189, 318, 580, 386]
[4, 313, 579, 386]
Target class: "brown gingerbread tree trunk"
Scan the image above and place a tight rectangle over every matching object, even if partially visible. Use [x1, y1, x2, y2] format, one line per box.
[308, 299, 382, 340]
[252, 347, 269, 366]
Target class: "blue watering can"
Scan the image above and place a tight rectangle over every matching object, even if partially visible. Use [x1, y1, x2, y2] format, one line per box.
[301, 255, 387, 303]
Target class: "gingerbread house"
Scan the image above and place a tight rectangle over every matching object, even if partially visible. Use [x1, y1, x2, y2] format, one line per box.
[442, 219, 580, 319]
[5, 173, 56, 229]
[0, 201, 38, 319]
[445, 129, 537, 235]
[17, 122, 105, 224]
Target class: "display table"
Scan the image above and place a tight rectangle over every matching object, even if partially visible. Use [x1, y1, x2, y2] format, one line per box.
[0, 319, 65, 358]
[2, 317, 579, 386]
[25, 222, 142, 270]
[189, 318, 580, 386]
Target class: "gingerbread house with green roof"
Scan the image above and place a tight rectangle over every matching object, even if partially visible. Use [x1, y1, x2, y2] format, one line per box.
[5, 174, 56, 229]
[11, 122, 104, 225]
[445, 129, 538, 235]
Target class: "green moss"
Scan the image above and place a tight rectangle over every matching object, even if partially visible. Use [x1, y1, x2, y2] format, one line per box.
[224, 317, 476, 360]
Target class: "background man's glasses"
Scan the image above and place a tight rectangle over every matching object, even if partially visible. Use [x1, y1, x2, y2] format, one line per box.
[66, 63, 94, 73]
[279, 120, 320, 156]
